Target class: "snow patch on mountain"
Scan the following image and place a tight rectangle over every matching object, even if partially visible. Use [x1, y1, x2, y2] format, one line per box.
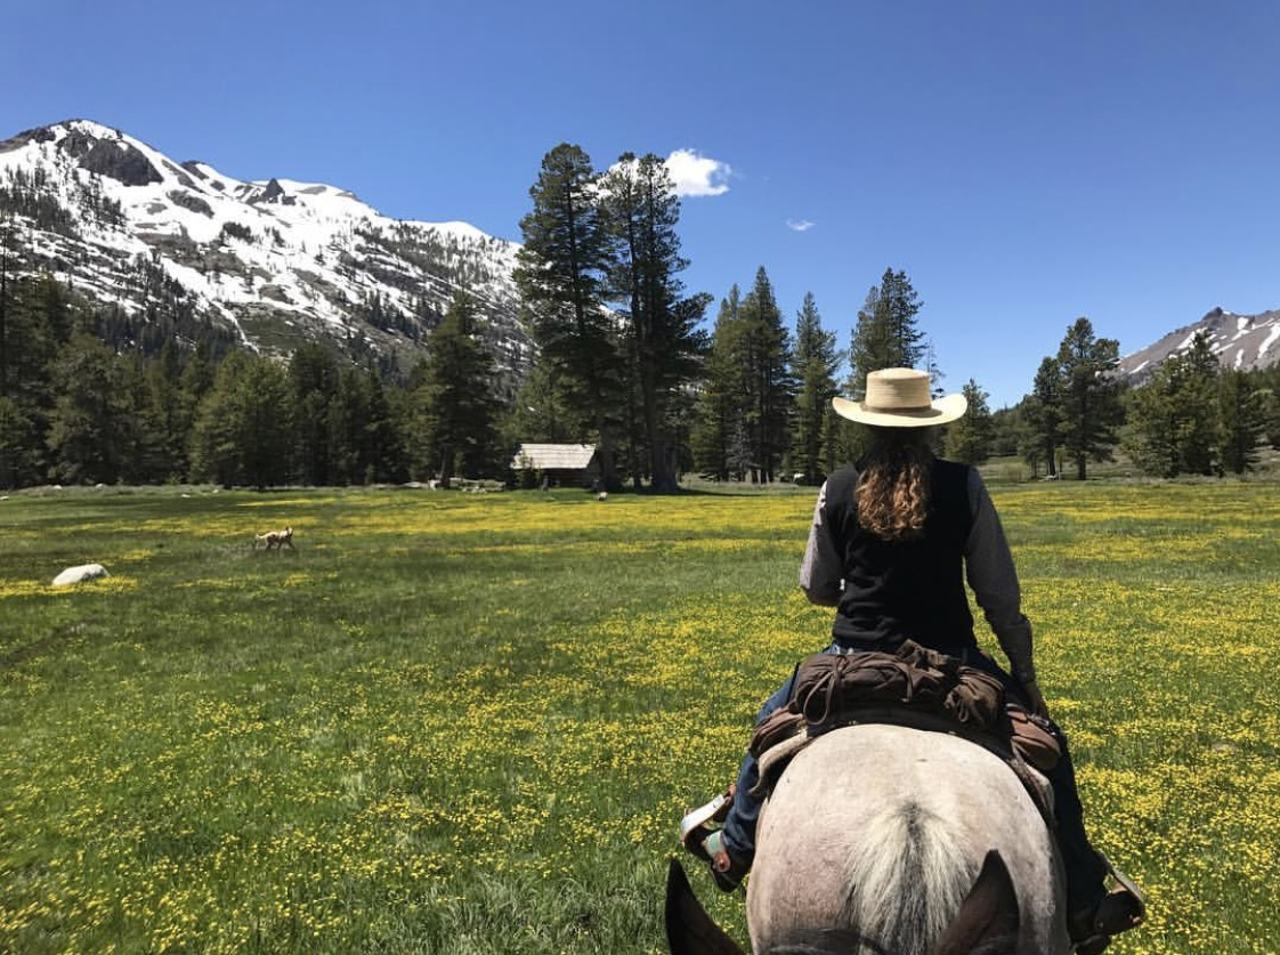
[1116, 306, 1280, 381]
[0, 119, 531, 390]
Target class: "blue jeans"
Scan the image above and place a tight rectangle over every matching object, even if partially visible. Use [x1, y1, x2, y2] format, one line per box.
[720, 642, 841, 864]
[718, 643, 1108, 911]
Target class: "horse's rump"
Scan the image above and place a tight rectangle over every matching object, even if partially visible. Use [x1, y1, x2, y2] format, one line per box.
[747, 724, 1069, 955]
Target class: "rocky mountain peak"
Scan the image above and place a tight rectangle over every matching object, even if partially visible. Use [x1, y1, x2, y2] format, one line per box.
[0, 118, 532, 395]
[1116, 306, 1280, 381]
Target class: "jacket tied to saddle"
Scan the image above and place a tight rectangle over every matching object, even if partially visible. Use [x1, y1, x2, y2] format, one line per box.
[748, 639, 1061, 804]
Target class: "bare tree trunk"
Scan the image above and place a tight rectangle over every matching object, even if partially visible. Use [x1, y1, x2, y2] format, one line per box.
[439, 445, 454, 489]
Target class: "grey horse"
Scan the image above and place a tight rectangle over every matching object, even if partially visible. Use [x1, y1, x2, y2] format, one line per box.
[668, 723, 1070, 955]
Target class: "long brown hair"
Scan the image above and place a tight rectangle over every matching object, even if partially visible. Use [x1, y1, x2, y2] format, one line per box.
[856, 427, 935, 540]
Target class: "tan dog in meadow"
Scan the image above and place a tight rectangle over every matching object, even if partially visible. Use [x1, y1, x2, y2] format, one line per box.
[253, 526, 295, 552]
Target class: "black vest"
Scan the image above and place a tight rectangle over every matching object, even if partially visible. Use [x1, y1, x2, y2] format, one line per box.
[826, 457, 976, 655]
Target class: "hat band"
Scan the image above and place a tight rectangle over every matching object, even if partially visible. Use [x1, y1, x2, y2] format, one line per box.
[864, 401, 933, 413]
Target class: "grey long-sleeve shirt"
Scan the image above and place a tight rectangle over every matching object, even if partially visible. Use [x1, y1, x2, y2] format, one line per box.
[797, 468, 1037, 684]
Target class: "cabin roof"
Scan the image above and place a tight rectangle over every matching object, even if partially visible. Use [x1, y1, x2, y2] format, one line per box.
[510, 443, 598, 470]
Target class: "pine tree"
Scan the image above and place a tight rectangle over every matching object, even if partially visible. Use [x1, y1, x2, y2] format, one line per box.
[190, 354, 291, 489]
[1056, 318, 1123, 480]
[514, 143, 621, 487]
[328, 366, 368, 485]
[138, 342, 190, 482]
[45, 333, 133, 484]
[848, 268, 926, 395]
[1024, 357, 1063, 477]
[945, 379, 994, 464]
[236, 359, 293, 490]
[790, 292, 840, 484]
[880, 268, 927, 369]
[501, 359, 575, 448]
[741, 268, 793, 482]
[989, 406, 1021, 457]
[190, 354, 248, 487]
[1176, 332, 1222, 475]
[289, 343, 340, 485]
[0, 273, 70, 485]
[416, 290, 498, 488]
[1123, 333, 1220, 477]
[1217, 369, 1269, 474]
[837, 268, 928, 467]
[600, 153, 708, 490]
[362, 365, 408, 483]
[691, 287, 745, 480]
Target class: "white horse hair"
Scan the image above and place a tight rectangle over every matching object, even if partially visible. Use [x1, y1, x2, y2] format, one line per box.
[743, 724, 1070, 955]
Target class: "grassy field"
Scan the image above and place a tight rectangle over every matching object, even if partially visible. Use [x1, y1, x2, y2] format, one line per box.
[1, 482, 1277, 954]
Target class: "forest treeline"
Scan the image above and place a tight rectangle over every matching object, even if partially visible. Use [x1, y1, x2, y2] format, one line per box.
[1, 143, 1279, 490]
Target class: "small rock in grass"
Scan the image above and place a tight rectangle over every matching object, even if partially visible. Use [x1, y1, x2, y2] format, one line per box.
[52, 564, 110, 587]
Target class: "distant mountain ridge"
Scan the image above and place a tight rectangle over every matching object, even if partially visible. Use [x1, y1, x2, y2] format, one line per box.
[1117, 306, 1280, 381]
[0, 119, 531, 391]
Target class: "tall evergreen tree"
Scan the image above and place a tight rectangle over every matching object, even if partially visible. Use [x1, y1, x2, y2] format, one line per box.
[1217, 368, 1269, 474]
[1175, 332, 1222, 475]
[362, 365, 408, 483]
[790, 292, 840, 484]
[1024, 357, 1063, 477]
[0, 274, 71, 485]
[600, 153, 708, 490]
[848, 268, 926, 396]
[236, 359, 293, 490]
[138, 342, 191, 482]
[328, 365, 369, 485]
[416, 290, 499, 488]
[0, 396, 33, 488]
[501, 359, 575, 448]
[190, 354, 291, 489]
[1123, 333, 1220, 477]
[740, 268, 793, 482]
[836, 268, 928, 466]
[289, 343, 341, 485]
[691, 287, 745, 480]
[514, 143, 621, 487]
[945, 379, 994, 464]
[190, 355, 246, 487]
[1056, 317, 1123, 480]
[45, 333, 134, 484]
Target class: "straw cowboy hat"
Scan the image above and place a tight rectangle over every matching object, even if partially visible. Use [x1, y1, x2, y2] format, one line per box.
[832, 367, 967, 428]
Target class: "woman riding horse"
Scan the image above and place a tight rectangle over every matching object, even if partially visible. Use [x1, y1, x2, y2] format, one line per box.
[685, 368, 1142, 954]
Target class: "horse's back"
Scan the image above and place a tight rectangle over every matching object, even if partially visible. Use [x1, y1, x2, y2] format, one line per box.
[747, 723, 1069, 955]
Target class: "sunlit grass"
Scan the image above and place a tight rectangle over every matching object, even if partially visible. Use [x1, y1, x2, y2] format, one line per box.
[0, 482, 1276, 953]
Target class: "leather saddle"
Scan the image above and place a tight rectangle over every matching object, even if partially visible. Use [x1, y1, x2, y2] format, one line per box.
[748, 641, 1060, 824]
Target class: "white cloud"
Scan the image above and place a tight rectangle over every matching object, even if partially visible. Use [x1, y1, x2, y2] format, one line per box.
[664, 149, 732, 197]
[786, 218, 815, 232]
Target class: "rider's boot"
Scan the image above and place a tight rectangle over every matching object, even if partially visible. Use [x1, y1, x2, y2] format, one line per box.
[1068, 854, 1146, 954]
[679, 784, 735, 861]
[679, 784, 749, 891]
[700, 830, 749, 892]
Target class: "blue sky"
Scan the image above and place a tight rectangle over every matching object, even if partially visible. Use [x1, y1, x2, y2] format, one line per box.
[4, 1, 1279, 406]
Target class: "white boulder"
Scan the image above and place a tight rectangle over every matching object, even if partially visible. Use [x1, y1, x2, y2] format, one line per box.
[52, 564, 110, 587]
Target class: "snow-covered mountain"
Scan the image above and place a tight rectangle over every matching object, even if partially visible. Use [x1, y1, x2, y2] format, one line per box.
[1117, 307, 1280, 381]
[0, 119, 531, 390]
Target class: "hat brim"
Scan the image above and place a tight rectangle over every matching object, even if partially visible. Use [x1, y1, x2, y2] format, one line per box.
[832, 392, 967, 428]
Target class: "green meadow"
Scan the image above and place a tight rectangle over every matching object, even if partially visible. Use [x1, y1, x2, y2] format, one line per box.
[1, 483, 1277, 953]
